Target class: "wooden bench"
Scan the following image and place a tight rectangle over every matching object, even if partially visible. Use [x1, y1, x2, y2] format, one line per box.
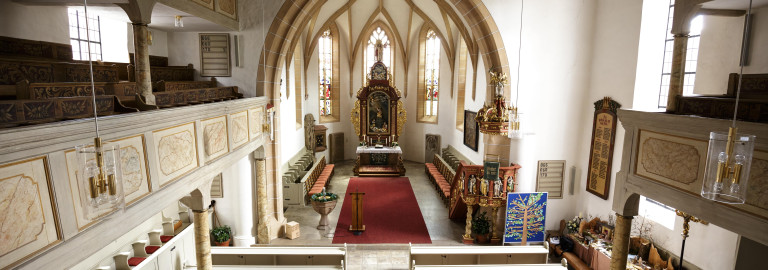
[154, 79, 217, 92]
[413, 262, 567, 270]
[410, 245, 550, 268]
[305, 156, 335, 203]
[425, 153, 455, 205]
[441, 145, 473, 171]
[211, 246, 346, 268]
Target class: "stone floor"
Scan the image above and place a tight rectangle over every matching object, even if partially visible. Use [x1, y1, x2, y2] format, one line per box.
[271, 160, 467, 269]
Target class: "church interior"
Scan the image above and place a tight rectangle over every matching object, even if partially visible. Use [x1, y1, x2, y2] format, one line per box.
[0, 0, 767, 269]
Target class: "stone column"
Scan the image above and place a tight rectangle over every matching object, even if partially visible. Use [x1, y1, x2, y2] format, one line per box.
[665, 34, 689, 111]
[255, 158, 271, 244]
[610, 213, 634, 270]
[233, 156, 256, 246]
[131, 23, 155, 105]
[193, 210, 212, 270]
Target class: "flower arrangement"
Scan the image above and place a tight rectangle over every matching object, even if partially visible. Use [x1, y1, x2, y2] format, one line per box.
[566, 216, 583, 234]
[310, 188, 338, 202]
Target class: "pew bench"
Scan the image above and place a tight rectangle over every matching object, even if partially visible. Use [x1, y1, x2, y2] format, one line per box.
[413, 263, 567, 270]
[410, 245, 549, 268]
[424, 153, 455, 205]
[306, 157, 336, 202]
[211, 246, 346, 268]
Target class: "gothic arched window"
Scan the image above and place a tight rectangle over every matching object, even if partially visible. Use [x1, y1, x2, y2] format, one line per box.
[424, 30, 440, 116]
[319, 30, 333, 117]
[365, 27, 391, 79]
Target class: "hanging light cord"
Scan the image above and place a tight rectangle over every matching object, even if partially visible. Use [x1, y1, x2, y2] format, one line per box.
[83, 0, 100, 138]
[732, 0, 752, 128]
[514, 0, 524, 108]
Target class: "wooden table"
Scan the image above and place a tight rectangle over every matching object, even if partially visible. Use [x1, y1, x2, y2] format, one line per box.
[354, 146, 405, 176]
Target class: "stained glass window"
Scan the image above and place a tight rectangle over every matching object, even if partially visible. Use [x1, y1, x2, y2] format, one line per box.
[365, 27, 391, 79]
[424, 30, 440, 116]
[319, 30, 332, 116]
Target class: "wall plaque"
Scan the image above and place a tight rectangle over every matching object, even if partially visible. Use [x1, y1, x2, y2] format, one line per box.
[537, 160, 565, 199]
[586, 97, 621, 200]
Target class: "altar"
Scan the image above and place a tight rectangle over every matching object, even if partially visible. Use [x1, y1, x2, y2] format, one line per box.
[350, 40, 407, 177]
[354, 146, 405, 176]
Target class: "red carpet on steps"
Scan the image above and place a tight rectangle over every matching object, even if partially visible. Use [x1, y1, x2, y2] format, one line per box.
[332, 177, 432, 244]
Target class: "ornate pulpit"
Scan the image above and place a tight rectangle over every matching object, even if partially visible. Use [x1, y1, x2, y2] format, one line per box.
[350, 42, 407, 176]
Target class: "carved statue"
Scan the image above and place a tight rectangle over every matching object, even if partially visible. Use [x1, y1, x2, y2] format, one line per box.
[374, 39, 383, 62]
[506, 175, 515, 192]
[480, 177, 489, 196]
[493, 177, 502, 197]
[468, 175, 477, 195]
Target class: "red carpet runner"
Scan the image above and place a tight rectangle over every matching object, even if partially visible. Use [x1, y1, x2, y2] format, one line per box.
[332, 177, 432, 244]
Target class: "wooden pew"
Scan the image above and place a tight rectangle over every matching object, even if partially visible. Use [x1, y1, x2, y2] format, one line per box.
[211, 246, 346, 268]
[0, 95, 138, 127]
[303, 156, 335, 204]
[424, 153, 455, 205]
[412, 262, 567, 270]
[410, 245, 549, 268]
[154, 80, 217, 92]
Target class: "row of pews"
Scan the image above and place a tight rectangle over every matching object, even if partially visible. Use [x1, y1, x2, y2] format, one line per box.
[425, 153, 459, 206]
[0, 36, 241, 128]
[207, 244, 568, 269]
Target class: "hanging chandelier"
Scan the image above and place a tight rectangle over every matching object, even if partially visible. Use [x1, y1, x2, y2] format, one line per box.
[75, 0, 125, 220]
[700, 0, 755, 204]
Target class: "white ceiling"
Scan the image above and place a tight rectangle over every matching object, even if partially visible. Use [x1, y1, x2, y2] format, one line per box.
[701, 0, 768, 10]
[80, 3, 230, 32]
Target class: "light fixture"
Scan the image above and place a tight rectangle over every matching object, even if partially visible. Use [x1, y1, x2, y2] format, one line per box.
[75, 0, 125, 220]
[507, 0, 525, 140]
[175, 15, 184, 28]
[701, 0, 755, 204]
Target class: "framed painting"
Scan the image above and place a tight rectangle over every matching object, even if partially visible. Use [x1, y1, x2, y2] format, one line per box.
[229, 110, 249, 149]
[367, 91, 390, 134]
[0, 157, 60, 269]
[153, 122, 199, 187]
[201, 116, 229, 163]
[65, 134, 152, 230]
[586, 97, 621, 200]
[504, 192, 548, 244]
[463, 110, 478, 151]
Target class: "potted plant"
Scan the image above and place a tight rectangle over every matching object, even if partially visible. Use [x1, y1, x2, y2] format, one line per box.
[310, 188, 339, 230]
[211, 225, 232, 246]
[472, 212, 491, 244]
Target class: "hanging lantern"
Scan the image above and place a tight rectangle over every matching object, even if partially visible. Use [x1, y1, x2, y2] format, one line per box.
[701, 127, 755, 204]
[76, 138, 125, 220]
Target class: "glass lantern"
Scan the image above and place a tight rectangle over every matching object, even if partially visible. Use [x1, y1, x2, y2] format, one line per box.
[701, 129, 755, 204]
[76, 139, 125, 220]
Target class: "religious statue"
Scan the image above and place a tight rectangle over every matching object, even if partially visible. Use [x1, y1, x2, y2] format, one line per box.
[480, 177, 489, 196]
[493, 177, 502, 197]
[506, 175, 515, 192]
[374, 39, 383, 62]
[468, 175, 477, 195]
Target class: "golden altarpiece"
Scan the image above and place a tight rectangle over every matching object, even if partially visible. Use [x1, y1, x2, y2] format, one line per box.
[350, 43, 407, 177]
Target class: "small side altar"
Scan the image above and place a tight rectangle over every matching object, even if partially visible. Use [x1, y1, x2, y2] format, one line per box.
[354, 146, 405, 176]
[350, 40, 406, 177]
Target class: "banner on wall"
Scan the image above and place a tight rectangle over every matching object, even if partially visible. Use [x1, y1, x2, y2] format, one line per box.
[504, 192, 548, 244]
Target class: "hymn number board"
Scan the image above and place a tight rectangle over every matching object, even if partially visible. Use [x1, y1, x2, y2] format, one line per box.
[536, 160, 564, 199]
[586, 97, 621, 200]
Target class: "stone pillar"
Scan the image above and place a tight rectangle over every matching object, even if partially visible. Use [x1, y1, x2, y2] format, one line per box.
[132, 23, 155, 105]
[233, 156, 256, 246]
[255, 158, 270, 244]
[665, 34, 688, 111]
[193, 210, 212, 270]
[610, 213, 634, 270]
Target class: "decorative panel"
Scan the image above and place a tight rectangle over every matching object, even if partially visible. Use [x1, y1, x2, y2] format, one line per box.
[201, 116, 229, 162]
[216, 0, 237, 19]
[152, 122, 199, 186]
[65, 135, 152, 230]
[199, 33, 231, 77]
[635, 130, 708, 194]
[229, 110, 248, 149]
[425, 134, 441, 163]
[0, 157, 60, 269]
[191, 0, 214, 10]
[249, 106, 264, 141]
[735, 151, 768, 220]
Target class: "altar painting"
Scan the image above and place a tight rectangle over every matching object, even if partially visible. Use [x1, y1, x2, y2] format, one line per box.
[368, 91, 390, 134]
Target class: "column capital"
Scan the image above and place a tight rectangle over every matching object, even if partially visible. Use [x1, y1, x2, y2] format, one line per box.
[117, 0, 156, 25]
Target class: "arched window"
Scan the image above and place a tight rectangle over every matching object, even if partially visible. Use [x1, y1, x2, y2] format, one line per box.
[365, 27, 391, 78]
[319, 30, 333, 117]
[424, 30, 440, 116]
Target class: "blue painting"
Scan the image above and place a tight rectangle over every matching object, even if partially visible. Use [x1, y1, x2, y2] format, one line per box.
[504, 192, 547, 244]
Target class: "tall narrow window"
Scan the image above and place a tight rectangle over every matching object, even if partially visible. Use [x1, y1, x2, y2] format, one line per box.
[658, 0, 703, 108]
[68, 8, 102, 61]
[424, 30, 440, 116]
[365, 27, 391, 78]
[319, 30, 332, 116]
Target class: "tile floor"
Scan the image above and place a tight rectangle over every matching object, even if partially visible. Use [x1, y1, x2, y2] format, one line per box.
[271, 160, 467, 268]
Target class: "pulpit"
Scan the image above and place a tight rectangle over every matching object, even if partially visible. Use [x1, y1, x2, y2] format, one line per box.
[350, 41, 407, 177]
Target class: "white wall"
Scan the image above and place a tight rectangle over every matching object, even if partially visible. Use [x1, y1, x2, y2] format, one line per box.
[100, 17, 130, 63]
[695, 5, 768, 95]
[0, 0, 69, 44]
